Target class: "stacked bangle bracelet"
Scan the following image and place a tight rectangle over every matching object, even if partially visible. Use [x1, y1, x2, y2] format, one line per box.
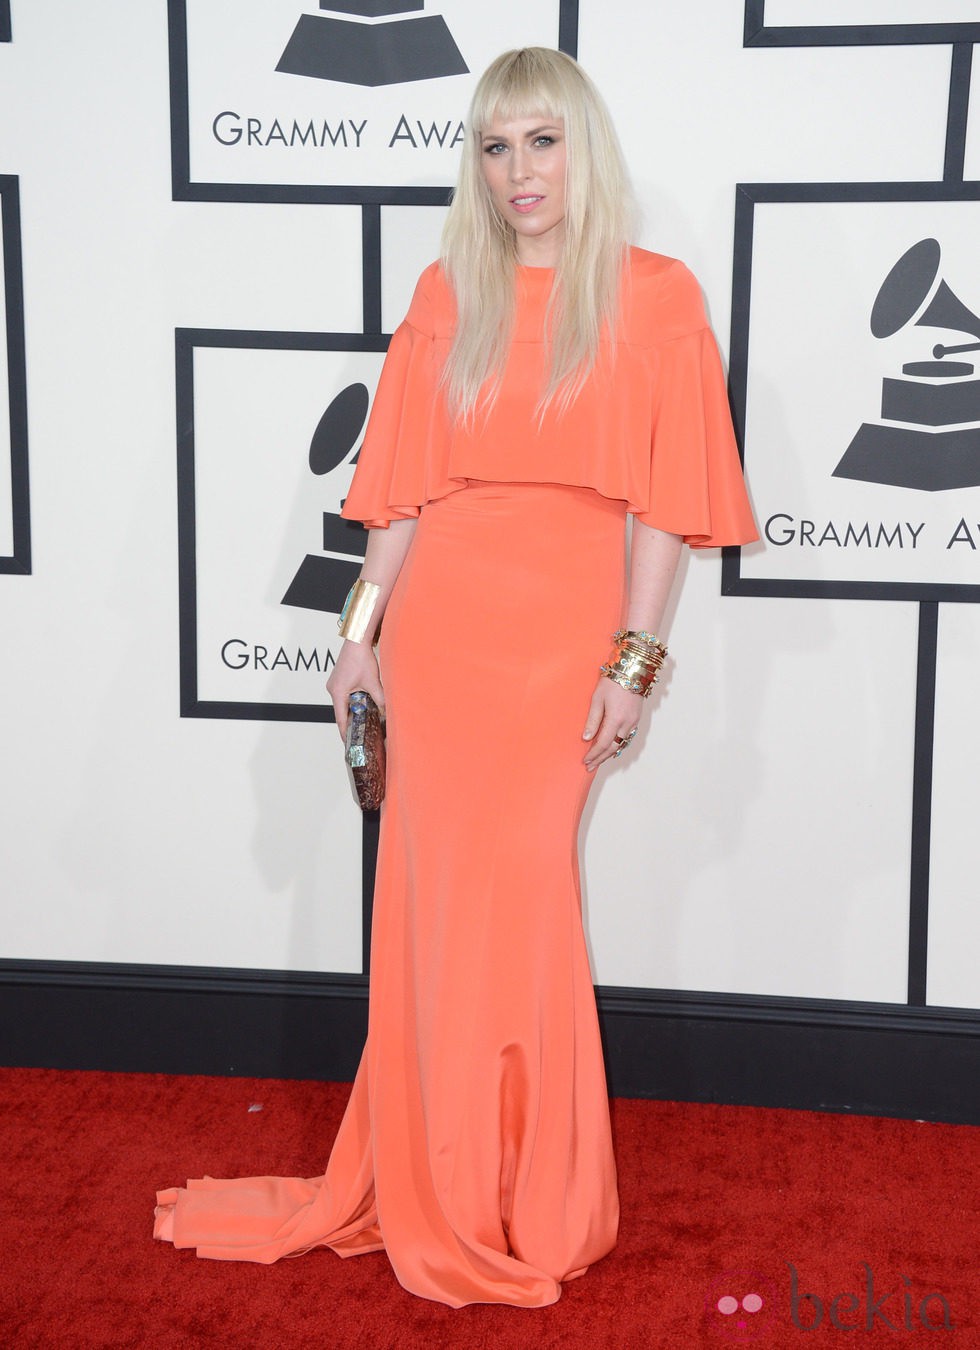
[600, 629, 668, 698]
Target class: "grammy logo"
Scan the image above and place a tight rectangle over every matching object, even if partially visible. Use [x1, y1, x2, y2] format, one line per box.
[282, 383, 369, 616]
[276, 2, 469, 87]
[834, 237, 980, 491]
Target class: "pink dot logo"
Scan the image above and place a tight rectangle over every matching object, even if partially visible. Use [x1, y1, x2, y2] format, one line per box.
[704, 1270, 780, 1341]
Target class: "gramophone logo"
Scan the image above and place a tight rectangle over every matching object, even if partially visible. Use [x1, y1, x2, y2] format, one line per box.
[835, 238, 980, 491]
[176, 333, 388, 718]
[282, 382, 369, 616]
[277, 1, 469, 86]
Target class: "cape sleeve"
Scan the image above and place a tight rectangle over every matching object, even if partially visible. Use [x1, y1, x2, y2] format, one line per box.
[632, 262, 758, 549]
[340, 263, 451, 529]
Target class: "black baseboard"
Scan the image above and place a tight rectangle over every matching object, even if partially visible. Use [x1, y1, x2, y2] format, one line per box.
[1, 960, 978, 1124]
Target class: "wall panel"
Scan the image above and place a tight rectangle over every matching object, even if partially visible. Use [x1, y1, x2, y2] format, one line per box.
[0, 1, 976, 1116]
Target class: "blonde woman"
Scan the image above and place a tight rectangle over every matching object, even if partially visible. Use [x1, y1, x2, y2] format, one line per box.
[155, 47, 757, 1308]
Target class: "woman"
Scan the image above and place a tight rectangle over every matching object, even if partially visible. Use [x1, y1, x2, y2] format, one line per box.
[154, 47, 757, 1308]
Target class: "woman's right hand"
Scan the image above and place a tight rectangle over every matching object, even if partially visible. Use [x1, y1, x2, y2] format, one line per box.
[326, 640, 385, 740]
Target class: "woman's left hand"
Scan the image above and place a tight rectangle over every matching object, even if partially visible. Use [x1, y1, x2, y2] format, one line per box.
[581, 677, 645, 771]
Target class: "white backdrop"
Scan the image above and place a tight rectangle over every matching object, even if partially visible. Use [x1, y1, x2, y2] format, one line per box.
[0, 2, 977, 1012]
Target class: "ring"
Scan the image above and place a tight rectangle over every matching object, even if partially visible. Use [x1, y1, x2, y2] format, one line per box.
[613, 727, 638, 758]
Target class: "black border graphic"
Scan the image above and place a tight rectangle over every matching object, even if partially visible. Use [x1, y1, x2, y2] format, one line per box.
[167, 0, 580, 204]
[0, 1, 10, 43]
[744, 0, 980, 47]
[723, 179, 980, 606]
[176, 327, 390, 723]
[0, 176, 30, 575]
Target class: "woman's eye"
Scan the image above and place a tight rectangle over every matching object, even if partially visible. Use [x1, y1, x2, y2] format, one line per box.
[483, 143, 506, 155]
[534, 136, 554, 147]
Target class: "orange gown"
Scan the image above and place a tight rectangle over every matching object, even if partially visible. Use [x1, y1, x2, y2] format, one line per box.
[154, 248, 758, 1308]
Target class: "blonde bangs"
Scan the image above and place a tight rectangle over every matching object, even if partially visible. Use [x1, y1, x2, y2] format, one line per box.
[468, 50, 568, 136]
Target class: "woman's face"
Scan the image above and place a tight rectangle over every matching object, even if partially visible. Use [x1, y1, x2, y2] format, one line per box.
[479, 112, 567, 268]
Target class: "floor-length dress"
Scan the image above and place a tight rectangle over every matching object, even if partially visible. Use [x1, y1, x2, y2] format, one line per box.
[154, 249, 758, 1308]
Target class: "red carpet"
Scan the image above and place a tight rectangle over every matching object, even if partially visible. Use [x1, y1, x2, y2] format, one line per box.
[0, 1067, 977, 1347]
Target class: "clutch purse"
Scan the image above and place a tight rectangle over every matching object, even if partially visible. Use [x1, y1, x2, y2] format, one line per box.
[345, 690, 386, 811]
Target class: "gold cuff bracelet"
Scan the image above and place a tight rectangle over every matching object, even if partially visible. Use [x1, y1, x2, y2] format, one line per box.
[337, 579, 381, 644]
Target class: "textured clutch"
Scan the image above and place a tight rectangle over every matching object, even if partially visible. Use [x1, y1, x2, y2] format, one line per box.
[345, 690, 386, 810]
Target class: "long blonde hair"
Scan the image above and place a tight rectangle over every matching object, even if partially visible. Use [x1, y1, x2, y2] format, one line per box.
[441, 47, 635, 422]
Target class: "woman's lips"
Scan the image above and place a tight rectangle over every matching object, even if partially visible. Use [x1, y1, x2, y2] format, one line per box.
[510, 195, 544, 214]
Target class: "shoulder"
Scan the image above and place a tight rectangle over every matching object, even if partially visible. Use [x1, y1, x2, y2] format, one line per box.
[403, 261, 456, 338]
[621, 246, 709, 345]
